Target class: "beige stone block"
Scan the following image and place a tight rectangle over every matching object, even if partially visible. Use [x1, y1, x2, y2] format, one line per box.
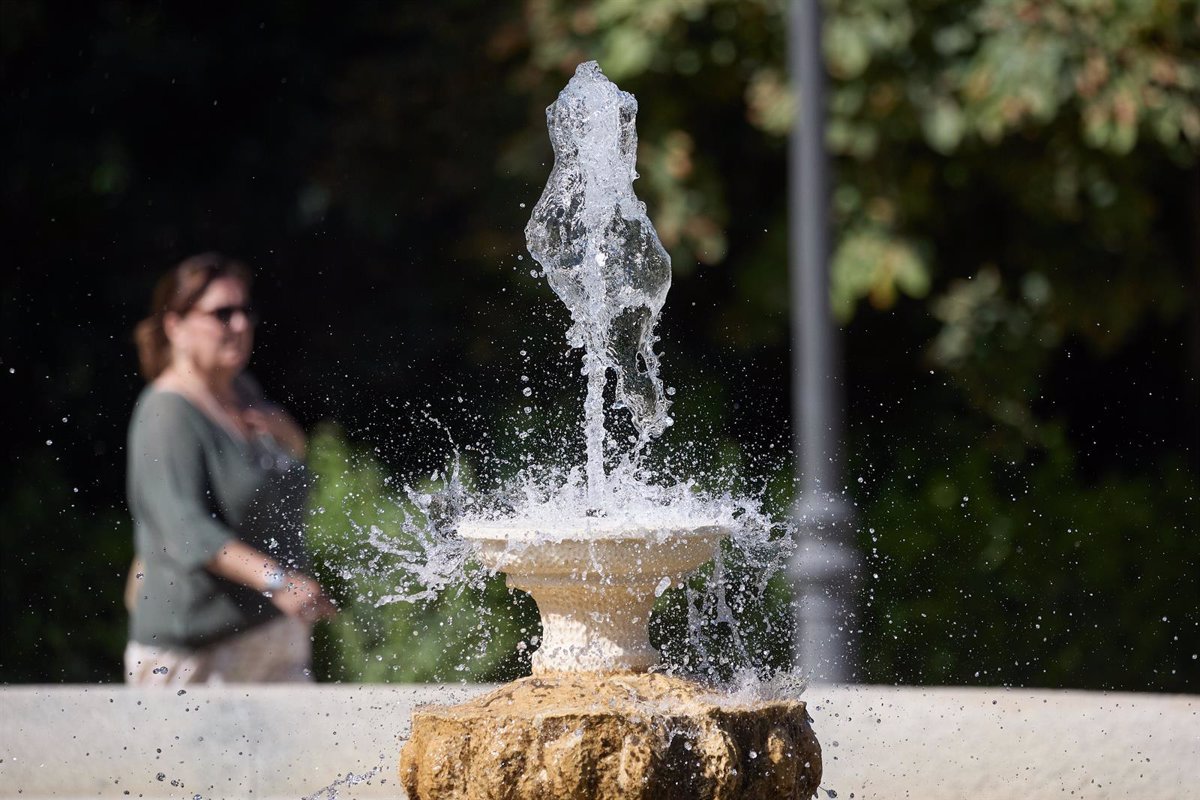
[400, 672, 821, 800]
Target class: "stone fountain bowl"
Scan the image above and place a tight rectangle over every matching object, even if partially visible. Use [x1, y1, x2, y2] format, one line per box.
[459, 519, 729, 673]
[461, 520, 729, 579]
[406, 522, 823, 800]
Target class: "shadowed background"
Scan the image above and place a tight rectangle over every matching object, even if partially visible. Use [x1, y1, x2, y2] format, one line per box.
[2, 0, 1196, 690]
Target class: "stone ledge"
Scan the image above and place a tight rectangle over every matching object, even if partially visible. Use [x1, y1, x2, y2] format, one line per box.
[0, 684, 1195, 799]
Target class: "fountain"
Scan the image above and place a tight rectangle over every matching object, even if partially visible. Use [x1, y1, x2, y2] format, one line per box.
[399, 62, 821, 799]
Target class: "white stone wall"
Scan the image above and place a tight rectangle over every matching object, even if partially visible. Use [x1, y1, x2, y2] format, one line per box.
[0, 684, 1194, 799]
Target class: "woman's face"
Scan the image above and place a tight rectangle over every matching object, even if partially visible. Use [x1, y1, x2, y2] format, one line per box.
[165, 276, 255, 378]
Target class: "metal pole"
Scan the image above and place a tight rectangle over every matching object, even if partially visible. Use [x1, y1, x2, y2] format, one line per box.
[787, 0, 860, 683]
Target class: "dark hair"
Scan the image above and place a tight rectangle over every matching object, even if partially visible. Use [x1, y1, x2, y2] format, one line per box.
[133, 252, 252, 381]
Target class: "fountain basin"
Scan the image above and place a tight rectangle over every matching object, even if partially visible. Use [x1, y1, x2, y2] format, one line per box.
[460, 520, 728, 673]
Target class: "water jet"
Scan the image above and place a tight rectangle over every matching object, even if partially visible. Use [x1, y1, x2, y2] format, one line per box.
[399, 62, 821, 800]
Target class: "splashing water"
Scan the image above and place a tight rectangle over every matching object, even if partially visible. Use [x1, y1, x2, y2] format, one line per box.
[352, 62, 802, 689]
[526, 61, 673, 507]
[302, 766, 383, 800]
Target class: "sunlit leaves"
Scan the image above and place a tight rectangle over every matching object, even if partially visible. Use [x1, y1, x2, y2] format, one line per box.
[823, 0, 915, 81]
[830, 226, 929, 319]
[638, 130, 729, 269]
[522, 0, 1200, 328]
[745, 68, 793, 135]
[921, 97, 967, 155]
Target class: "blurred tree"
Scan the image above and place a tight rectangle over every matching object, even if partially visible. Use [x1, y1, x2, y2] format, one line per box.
[508, 0, 1200, 690]
[514, 0, 1199, 351]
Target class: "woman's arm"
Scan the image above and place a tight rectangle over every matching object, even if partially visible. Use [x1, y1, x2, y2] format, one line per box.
[124, 557, 143, 612]
[207, 539, 336, 622]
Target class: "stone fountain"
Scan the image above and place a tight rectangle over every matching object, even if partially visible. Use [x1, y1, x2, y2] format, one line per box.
[399, 62, 821, 800]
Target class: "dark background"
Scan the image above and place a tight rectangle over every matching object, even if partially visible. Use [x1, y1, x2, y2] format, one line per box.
[2, 1, 1197, 689]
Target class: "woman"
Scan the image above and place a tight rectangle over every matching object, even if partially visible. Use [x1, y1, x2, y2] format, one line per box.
[125, 252, 335, 685]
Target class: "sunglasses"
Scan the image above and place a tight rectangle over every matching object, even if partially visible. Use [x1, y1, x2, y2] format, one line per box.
[192, 304, 259, 326]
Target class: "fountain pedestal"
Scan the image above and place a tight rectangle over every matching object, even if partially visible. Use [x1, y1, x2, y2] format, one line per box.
[399, 522, 822, 800]
[460, 522, 728, 673]
[399, 59, 820, 800]
[400, 671, 821, 800]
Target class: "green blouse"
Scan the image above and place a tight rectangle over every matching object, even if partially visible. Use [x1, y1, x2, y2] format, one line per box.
[126, 387, 311, 649]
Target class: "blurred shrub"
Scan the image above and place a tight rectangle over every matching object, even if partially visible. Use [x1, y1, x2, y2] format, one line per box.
[857, 424, 1198, 692]
[305, 424, 537, 683]
[0, 453, 129, 682]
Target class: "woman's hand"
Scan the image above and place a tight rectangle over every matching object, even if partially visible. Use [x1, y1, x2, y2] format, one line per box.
[269, 571, 338, 623]
[208, 540, 336, 622]
[243, 405, 307, 458]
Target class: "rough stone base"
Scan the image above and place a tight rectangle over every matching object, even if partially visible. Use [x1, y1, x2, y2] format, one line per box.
[400, 672, 821, 800]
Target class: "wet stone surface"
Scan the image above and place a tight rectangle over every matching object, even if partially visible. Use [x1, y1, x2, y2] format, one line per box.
[400, 672, 821, 800]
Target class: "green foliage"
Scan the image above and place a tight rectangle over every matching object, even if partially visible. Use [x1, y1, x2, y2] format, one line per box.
[858, 426, 1198, 691]
[0, 454, 130, 682]
[305, 425, 537, 683]
[831, 225, 929, 318]
[520, 0, 1199, 333]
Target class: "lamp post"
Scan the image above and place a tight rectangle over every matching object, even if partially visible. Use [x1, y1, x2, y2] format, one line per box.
[786, 0, 860, 683]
